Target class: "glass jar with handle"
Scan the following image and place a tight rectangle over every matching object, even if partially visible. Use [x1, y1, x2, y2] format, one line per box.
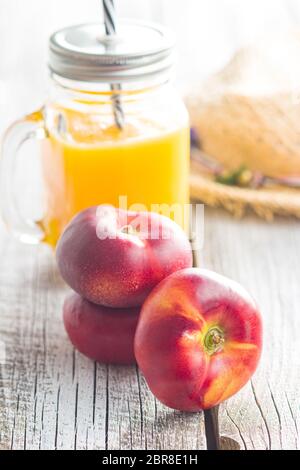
[1, 21, 190, 246]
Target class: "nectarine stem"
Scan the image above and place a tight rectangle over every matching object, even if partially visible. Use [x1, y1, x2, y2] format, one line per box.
[120, 224, 135, 234]
[204, 327, 225, 355]
[120, 224, 140, 235]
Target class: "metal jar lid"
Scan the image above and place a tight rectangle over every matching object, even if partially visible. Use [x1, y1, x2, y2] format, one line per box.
[49, 20, 175, 83]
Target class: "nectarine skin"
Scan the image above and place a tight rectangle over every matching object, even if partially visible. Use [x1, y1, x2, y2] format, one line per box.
[63, 292, 140, 365]
[135, 268, 262, 411]
[56, 206, 192, 308]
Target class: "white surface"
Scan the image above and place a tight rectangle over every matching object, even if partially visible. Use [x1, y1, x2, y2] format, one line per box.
[0, 209, 299, 449]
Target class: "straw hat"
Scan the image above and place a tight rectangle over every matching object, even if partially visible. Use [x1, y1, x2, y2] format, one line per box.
[187, 31, 300, 219]
[190, 159, 300, 220]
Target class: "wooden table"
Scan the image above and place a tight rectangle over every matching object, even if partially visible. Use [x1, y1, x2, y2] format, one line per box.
[0, 208, 299, 450]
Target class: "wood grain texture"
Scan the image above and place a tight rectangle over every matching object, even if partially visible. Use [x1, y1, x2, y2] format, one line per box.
[1, 208, 299, 449]
[0, 228, 206, 450]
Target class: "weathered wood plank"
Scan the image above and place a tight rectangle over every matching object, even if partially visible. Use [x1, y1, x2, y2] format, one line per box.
[1, 207, 300, 450]
[201, 208, 300, 450]
[0, 228, 206, 450]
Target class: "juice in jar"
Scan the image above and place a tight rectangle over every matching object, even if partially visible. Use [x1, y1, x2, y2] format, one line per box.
[41, 110, 190, 245]
[0, 22, 191, 247]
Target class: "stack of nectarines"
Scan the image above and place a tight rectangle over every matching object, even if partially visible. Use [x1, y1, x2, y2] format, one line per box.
[57, 205, 193, 365]
[56, 205, 262, 411]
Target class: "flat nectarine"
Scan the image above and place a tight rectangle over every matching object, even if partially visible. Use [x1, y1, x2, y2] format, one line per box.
[135, 268, 262, 411]
[63, 292, 140, 365]
[56, 205, 192, 307]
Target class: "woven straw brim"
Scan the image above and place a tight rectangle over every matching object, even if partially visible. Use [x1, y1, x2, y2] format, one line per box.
[190, 160, 300, 220]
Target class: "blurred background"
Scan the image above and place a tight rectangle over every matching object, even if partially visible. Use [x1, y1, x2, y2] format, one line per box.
[2, 0, 300, 223]
[1, 0, 300, 131]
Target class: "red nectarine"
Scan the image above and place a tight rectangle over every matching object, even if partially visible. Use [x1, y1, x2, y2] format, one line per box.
[135, 268, 262, 411]
[63, 292, 140, 365]
[56, 206, 192, 308]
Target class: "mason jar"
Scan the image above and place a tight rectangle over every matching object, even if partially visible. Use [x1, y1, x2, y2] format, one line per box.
[1, 21, 190, 246]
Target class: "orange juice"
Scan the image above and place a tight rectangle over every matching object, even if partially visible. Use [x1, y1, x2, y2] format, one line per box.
[41, 116, 190, 245]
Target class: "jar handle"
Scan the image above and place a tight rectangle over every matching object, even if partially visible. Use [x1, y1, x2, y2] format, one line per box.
[0, 109, 47, 244]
